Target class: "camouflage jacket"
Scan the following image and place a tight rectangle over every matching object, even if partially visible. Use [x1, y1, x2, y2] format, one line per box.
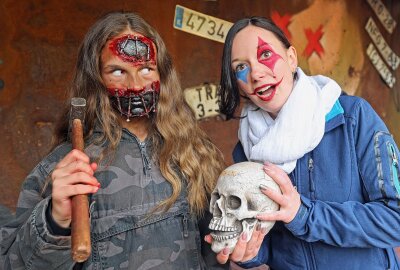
[0, 128, 225, 270]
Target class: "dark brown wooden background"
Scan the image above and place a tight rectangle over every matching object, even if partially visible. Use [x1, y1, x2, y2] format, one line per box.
[0, 0, 399, 214]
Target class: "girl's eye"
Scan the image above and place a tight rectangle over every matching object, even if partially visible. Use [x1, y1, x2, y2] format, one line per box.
[259, 50, 272, 60]
[235, 63, 247, 72]
[140, 67, 151, 75]
[112, 69, 123, 76]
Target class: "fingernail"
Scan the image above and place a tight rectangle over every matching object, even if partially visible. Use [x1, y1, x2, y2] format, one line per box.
[241, 232, 247, 241]
[261, 227, 268, 234]
[93, 187, 99, 192]
[259, 184, 269, 191]
[223, 247, 230, 255]
[97, 182, 101, 187]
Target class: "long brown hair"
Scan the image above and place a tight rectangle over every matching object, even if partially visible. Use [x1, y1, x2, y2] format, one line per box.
[53, 11, 225, 216]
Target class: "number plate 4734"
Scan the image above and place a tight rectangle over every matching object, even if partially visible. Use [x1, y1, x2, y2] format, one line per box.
[174, 5, 233, 43]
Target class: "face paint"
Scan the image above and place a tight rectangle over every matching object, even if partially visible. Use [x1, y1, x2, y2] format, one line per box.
[104, 34, 160, 120]
[242, 37, 285, 101]
[109, 34, 156, 66]
[107, 81, 160, 121]
[252, 77, 283, 101]
[235, 66, 250, 83]
[257, 37, 283, 74]
[231, 26, 296, 118]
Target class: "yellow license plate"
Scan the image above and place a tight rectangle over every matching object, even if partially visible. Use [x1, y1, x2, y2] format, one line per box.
[174, 5, 233, 43]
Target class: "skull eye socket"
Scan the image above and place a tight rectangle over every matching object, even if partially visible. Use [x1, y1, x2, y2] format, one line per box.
[211, 192, 220, 202]
[227, 195, 241, 209]
[212, 191, 219, 197]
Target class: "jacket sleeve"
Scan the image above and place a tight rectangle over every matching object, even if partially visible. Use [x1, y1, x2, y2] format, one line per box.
[0, 160, 75, 269]
[285, 98, 400, 248]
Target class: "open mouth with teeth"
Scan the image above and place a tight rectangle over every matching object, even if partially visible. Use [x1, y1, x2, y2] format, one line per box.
[209, 217, 242, 241]
[210, 231, 240, 241]
[252, 77, 283, 101]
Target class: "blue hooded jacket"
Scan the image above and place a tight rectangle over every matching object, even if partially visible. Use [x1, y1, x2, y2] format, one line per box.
[235, 94, 400, 270]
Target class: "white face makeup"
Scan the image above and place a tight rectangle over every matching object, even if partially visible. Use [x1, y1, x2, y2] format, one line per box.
[231, 25, 297, 118]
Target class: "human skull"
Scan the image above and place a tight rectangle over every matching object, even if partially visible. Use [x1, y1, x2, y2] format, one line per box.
[209, 162, 280, 253]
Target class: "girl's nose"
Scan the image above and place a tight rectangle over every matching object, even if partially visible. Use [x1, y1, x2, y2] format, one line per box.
[127, 74, 145, 93]
[250, 61, 273, 82]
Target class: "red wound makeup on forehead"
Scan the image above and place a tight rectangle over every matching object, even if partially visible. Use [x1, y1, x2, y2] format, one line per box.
[109, 34, 156, 66]
[257, 37, 282, 72]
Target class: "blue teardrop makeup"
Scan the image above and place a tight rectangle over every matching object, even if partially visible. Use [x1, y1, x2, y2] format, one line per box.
[236, 66, 250, 83]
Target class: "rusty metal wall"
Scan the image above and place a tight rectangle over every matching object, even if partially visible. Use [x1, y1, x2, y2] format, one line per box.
[0, 0, 399, 213]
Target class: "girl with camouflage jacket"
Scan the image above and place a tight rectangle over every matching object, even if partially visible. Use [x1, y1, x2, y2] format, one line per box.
[1, 11, 226, 270]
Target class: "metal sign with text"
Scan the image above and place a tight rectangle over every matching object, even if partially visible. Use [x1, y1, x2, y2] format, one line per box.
[183, 83, 220, 120]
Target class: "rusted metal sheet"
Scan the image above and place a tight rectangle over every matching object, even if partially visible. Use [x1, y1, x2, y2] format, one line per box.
[0, 0, 399, 216]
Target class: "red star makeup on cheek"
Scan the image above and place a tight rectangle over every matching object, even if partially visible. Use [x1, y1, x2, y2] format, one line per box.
[257, 37, 282, 75]
[109, 34, 156, 66]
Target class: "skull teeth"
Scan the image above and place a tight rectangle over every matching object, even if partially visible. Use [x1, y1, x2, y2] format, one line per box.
[210, 232, 239, 241]
[208, 217, 238, 232]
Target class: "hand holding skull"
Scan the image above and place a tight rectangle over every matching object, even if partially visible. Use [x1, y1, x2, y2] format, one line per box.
[208, 162, 281, 254]
[257, 162, 301, 224]
[207, 161, 301, 264]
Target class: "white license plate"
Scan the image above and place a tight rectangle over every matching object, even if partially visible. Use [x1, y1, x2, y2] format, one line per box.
[184, 83, 220, 120]
[366, 43, 396, 88]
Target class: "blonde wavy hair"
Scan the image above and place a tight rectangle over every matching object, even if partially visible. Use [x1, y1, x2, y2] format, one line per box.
[52, 11, 225, 216]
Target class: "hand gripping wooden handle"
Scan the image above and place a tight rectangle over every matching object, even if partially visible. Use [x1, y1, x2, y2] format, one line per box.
[71, 118, 91, 262]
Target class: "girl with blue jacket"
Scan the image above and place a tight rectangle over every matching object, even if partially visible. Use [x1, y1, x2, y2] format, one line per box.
[208, 16, 400, 270]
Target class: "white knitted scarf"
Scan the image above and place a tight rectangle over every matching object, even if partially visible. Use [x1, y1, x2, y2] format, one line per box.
[238, 68, 341, 173]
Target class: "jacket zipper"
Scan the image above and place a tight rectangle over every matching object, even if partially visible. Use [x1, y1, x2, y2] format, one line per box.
[290, 170, 297, 191]
[388, 143, 400, 195]
[306, 153, 317, 269]
[138, 141, 151, 175]
[182, 213, 189, 238]
[308, 153, 315, 200]
[127, 130, 152, 176]
[291, 163, 316, 269]
[384, 248, 391, 270]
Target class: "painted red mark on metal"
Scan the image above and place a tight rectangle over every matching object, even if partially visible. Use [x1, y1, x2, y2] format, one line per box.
[271, 11, 292, 41]
[303, 25, 324, 58]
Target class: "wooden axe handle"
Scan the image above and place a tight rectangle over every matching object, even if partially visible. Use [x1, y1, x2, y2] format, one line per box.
[71, 118, 91, 262]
